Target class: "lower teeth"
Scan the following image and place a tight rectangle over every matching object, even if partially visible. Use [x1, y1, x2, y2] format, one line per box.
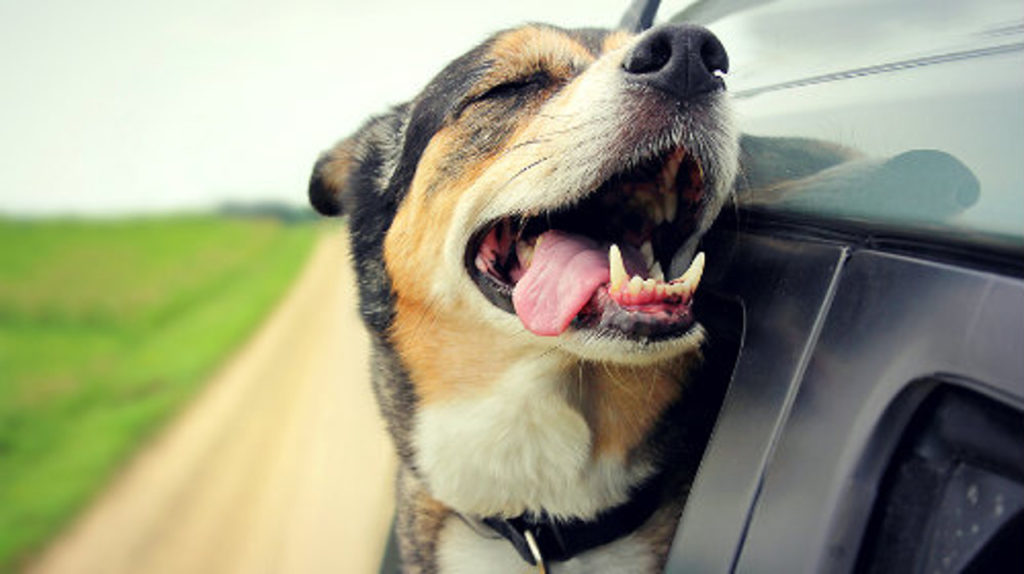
[608, 244, 705, 305]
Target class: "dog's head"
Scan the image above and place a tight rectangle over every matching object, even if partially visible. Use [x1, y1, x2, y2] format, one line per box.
[311, 24, 738, 382]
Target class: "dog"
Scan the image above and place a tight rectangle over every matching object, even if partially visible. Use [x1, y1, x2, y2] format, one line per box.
[309, 21, 739, 573]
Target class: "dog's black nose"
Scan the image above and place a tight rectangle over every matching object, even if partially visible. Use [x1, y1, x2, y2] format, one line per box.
[622, 24, 729, 100]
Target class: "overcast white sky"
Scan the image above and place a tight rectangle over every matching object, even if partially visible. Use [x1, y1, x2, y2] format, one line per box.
[0, 0, 665, 216]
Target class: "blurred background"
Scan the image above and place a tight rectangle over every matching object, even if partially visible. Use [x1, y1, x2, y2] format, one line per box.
[0, 1, 638, 572]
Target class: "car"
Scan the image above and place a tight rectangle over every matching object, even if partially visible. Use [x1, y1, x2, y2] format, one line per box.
[656, 0, 1024, 572]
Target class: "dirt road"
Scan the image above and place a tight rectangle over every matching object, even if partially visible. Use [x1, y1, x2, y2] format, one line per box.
[27, 230, 397, 574]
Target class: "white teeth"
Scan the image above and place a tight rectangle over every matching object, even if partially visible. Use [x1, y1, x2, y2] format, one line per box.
[640, 241, 655, 269]
[518, 241, 534, 267]
[650, 261, 665, 282]
[628, 275, 643, 295]
[609, 244, 627, 292]
[664, 192, 677, 223]
[674, 252, 706, 295]
[610, 240, 706, 302]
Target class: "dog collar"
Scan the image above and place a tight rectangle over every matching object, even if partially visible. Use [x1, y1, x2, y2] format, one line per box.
[475, 469, 667, 568]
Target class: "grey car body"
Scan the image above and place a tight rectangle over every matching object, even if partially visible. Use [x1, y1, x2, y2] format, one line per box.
[662, 0, 1024, 572]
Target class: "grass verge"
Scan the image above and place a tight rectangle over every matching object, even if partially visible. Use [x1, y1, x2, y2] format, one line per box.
[0, 215, 318, 570]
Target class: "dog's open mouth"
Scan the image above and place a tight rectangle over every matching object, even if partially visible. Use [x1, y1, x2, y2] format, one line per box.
[466, 146, 708, 340]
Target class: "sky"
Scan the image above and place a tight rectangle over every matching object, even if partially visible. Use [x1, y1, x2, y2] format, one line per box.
[0, 0, 670, 216]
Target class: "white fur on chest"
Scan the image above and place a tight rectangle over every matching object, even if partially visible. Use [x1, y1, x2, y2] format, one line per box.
[436, 515, 657, 574]
[414, 354, 650, 519]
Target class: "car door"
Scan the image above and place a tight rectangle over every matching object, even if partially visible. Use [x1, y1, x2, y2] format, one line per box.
[660, 0, 1024, 571]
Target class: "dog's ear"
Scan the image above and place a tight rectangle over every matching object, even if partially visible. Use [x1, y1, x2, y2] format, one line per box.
[309, 105, 410, 217]
[308, 138, 358, 217]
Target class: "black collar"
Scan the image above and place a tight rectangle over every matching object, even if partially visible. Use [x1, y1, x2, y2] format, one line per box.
[476, 469, 668, 567]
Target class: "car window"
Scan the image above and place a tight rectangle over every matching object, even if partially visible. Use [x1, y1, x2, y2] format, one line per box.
[670, 0, 1024, 245]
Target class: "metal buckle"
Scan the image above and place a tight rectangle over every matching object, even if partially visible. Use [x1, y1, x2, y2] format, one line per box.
[523, 529, 547, 574]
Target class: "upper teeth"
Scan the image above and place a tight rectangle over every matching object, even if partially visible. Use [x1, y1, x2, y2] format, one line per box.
[650, 261, 665, 282]
[628, 275, 644, 295]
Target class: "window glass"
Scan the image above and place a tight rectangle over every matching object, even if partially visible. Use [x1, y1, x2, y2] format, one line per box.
[671, 0, 1024, 243]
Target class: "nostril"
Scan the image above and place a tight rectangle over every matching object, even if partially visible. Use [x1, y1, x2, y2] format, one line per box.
[699, 35, 729, 77]
[623, 34, 673, 75]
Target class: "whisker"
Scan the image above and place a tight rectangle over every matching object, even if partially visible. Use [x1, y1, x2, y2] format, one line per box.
[498, 156, 552, 191]
[499, 115, 608, 159]
[501, 137, 553, 155]
[599, 361, 643, 403]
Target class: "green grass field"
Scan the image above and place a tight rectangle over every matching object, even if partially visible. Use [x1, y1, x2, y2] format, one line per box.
[0, 215, 318, 570]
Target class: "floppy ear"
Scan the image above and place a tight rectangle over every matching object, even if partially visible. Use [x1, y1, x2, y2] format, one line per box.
[308, 138, 358, 217]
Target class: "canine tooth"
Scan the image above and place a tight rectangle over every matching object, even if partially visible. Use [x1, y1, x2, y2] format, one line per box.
[628, 275, 643, 295]
[677, 252, 706, 293]
[650, 261, 665, 282]
[640, 241, 655, 268]
[643, 278, 656, 292]
[664, 192, 677, 223]
[609, 244, 627, 292]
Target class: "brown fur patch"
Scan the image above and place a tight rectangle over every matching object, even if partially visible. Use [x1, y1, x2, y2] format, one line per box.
[573, 357, 692, 458]
[382, 125, 499, 307]
[602, 30, 634, 53]
[389, 286, 530, 404]
[395, 466, 452, 573]
[384, 126, 525, 403]
[384, 129, 464, 263]
[312, 138, 359, 212]
[319, 139, 357, 189]
[472, 26, 595, 99]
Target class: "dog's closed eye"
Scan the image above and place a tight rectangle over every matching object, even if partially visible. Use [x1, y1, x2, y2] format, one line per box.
[470, 72, 550, 104]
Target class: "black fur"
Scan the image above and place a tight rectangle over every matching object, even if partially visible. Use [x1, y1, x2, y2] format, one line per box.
[390, 42, 493, 201]
[308, 155, 344, 216]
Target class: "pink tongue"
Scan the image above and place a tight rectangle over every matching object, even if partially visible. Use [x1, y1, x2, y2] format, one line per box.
[511, 230, 610, 336]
